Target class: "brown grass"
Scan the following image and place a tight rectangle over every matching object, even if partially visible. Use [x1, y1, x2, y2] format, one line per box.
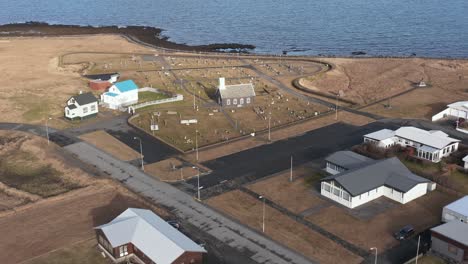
[247, 168, 327, 214]
[145, 158, 199, 182]
[79, 130, 141, 161]
[306, 190, 458, 251]
[207, 190, 363, 264]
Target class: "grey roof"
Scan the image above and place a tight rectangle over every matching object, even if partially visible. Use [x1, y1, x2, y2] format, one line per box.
[431, 221, 468, 246]
[395, 127, 460, 149]
[71, 92, 98, 106]
[218, 83, 256, 99]
[84, 72, 120, 81]
[95, 208, 206, 263]
[322, 157, 429, 196]
[444, 195, 468, 216]
[325, 151, 373, 170]
[364, 129, 395, 141]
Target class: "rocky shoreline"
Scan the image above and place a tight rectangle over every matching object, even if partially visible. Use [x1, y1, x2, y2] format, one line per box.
[0, 22, 256, 53]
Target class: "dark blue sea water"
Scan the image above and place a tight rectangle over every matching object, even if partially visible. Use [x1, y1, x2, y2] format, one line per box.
[1, 0, 468, 57]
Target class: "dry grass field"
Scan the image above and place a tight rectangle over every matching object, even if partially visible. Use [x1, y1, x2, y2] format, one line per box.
[300, 58, 468, 109]
[0, 35, 154, 126]
[207, 190, 363, 264]
[145, 158, 200, 181]
[306, 190, 458, 251]
[79, 130, 141, 161]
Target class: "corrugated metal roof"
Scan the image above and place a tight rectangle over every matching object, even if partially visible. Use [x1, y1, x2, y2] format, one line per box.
[114, 80, 138, 93]
[322, 157, 429, 196]
[95, 208, 206, 263]
[218, 83, 255, 99]
[325, 151, 373, 170]
[444, 195, 468, 216]
[395, 126, 460, 149]
[364, 129, 395, 141]
[104, 92, 119, 97]
[431, 221, 468, 246]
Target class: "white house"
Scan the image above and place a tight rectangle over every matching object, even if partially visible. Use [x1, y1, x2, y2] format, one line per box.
[364, 126, 460, 163]
[463, 155, 468, 169]
[101, 80, 139, 110]
[321, 154, 433, 209]
[64, 92, 98, 120]
[442, 196, 468, 224]
[432, 101, 468, 121]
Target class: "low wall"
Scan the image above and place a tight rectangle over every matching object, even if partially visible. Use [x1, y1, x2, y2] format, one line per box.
[129, 94, 184, 112]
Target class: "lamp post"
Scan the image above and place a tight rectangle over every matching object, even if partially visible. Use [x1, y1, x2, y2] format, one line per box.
[259, 195, 265, 232]
[335, 93, 339, 120]
[133, 137, 144, 171]
[46, 117, 52, 145]
[370, 247, 377, 264]
[195, 129, 199, 162]
[415, 235, 421, 264]
[268, 113, 271, 141]
[193, 166, 201, 200]
[290, 155, 293, 182]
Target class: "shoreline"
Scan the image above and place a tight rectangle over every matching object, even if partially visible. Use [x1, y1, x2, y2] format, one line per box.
[0, 22, 467, 60]
[0, 22, 256, 53]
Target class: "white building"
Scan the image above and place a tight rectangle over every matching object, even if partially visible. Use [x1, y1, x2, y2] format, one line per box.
[321, 153, 434, 209]
[101, 80, 139, 110]
[215, 77, 256, 108]
[432, 101, 468, 121]
[442, 196, 468, 223]
[364, 126, 460, 163]
[64, 92, 98, 120]
[463, 155, 468, 169]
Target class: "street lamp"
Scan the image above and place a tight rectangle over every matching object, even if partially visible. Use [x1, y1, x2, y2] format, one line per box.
[193, 166, 201, 200]
[195, 129, 199, 162]
[259, 195, 265, 232]
[370, 247, 377, 264]
[45, 117, 52, 145]
[268, 113, 271, 141]
[290, 155, 293, 182]
[133, 137, 144, 171]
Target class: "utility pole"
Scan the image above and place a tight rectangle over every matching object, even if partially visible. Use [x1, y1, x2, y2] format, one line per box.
[268, 113, 271, 141]
[415, 236, 421, 264]
[195, 129, 199, 162]
[259, 196, 265, 232]
[290, 155, 293, 182]
[335, 93, 339, 120]
[45, 117, 52, 145]
[133, 137, 144, 171]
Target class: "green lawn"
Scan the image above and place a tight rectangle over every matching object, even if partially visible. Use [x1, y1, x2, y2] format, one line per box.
[25, 239, 109, 264]
[138, 91, 170, 103]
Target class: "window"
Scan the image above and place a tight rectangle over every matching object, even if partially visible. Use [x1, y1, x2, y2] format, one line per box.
[226, 99, 231, 105]
[83, 107, 88, 113]
[119, 245, 128, 257]
[233, 98, 238, 105]
[66, 109, 69, 115]
[246, 97, 251, 104]
[342, 192, 350, 201]
[240, 98, 244, 104]
[448, 244, 458, 255]
[91, 105, 96, 112]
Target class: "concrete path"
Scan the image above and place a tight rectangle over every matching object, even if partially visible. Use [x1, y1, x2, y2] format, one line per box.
[64, 141, 317, 264]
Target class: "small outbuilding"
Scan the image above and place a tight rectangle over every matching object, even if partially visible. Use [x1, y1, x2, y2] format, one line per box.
[89, 80, 112, 91]
[85, 72, 120, 83]
[430, 221, 468, 263]
[215, 77, 255, 107]
[95, 208, 206, 264]
[442, 195, 468, 223]
[64, 92, 98, 120]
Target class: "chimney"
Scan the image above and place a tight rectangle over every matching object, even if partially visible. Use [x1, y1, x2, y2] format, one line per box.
[219, 77, 225, 90]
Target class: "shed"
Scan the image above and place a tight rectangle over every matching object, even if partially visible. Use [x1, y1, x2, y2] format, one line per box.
[89, 80, 112, 91]
[431, 221, 468, 262]
[442, 195, 468, 223]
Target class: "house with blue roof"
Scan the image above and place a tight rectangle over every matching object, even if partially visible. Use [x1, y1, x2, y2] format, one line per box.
[101, 80, 139, 109]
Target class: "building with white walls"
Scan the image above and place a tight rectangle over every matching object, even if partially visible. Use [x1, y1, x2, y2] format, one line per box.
[101, 80, 139, 110]
[321, 152, 434, 209]
[364, 126, 460, 163]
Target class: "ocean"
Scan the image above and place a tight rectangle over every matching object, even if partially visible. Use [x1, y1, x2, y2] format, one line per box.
[1, 0, 468, 57]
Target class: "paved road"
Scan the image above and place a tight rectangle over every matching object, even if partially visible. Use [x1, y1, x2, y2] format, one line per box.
[188, 122, 397, 196]
[65, 115, 180, 163]
[64, 141, 317, 264]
